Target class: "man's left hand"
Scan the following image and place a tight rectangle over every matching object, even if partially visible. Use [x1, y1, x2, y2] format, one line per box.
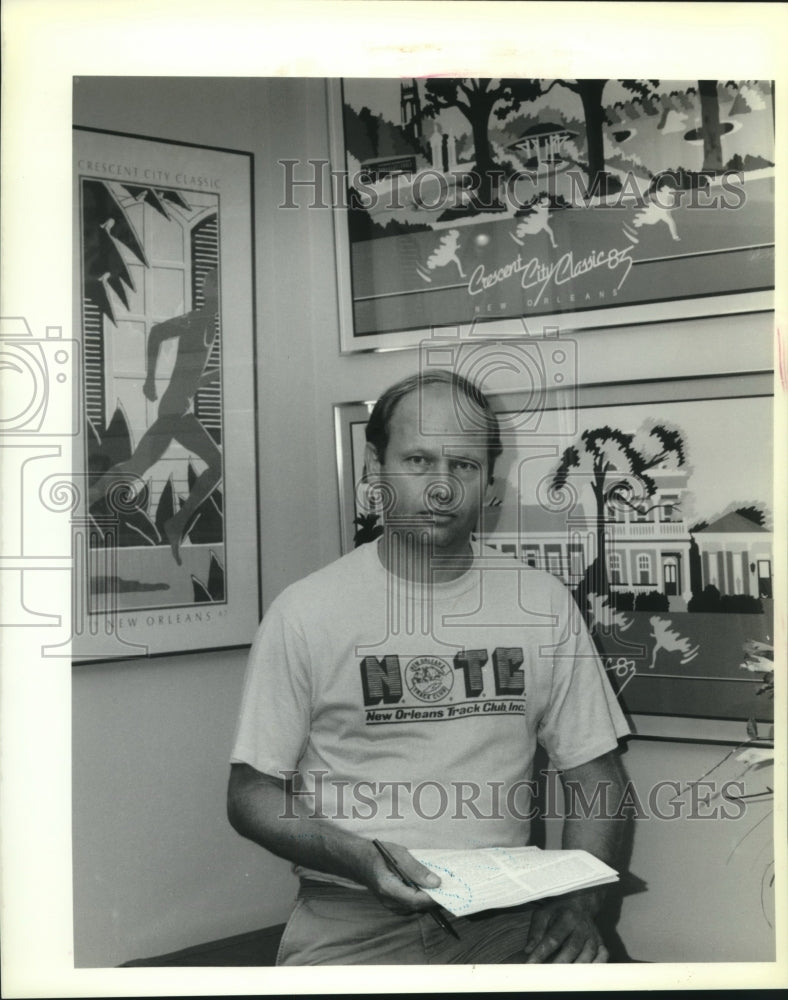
[522, 898, 607, 963]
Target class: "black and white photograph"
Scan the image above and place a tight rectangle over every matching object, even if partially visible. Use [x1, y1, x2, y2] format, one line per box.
[1, 1, 785, 996]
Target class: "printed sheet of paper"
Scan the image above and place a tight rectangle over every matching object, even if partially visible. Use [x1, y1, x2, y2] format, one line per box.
[413, 847, 618, 917]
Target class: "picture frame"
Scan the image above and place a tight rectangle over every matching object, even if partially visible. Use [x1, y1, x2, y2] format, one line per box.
[70, 127, 260, 662]
[334, 370, 775, 738]
[328, 78, 775, 353]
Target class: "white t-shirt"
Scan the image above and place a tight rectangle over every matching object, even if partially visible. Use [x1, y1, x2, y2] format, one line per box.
[232, 542, 630, 883]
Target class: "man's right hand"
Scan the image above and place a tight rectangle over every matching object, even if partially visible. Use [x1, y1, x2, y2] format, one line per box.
[360, 839, 442, 914]
[228, 765, 442, 914]
[142, 378, 157, 401]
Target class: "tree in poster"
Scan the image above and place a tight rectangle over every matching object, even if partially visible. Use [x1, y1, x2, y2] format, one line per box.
[539, 79, 659, 194]
[353, 512, 383, 547]
[82, 178, 191, 324]
[698, 80, 724, 172]
[551, 423, 686, 605]
[422, 78, 542, 207]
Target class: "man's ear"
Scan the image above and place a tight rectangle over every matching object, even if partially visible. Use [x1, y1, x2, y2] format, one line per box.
[365, 441, 382, 476]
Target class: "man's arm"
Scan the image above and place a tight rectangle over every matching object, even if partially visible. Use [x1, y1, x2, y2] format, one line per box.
[227, 762, 440, 913]
[523, 749, 629, 964]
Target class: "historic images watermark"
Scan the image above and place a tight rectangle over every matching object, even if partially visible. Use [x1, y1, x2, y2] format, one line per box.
[279, 161, 748, 213]
[279, 770, 748, 823]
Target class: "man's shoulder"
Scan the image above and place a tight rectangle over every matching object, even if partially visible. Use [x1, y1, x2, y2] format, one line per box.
[474, 543, 571, 602]
[274, 543, 379, 613]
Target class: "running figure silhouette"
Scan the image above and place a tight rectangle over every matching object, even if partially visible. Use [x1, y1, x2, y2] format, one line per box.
[90, 268, 222, 566]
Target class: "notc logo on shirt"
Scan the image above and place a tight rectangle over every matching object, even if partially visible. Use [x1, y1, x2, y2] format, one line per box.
[404, 656, 454, 702]
[360, 648, 526, 706]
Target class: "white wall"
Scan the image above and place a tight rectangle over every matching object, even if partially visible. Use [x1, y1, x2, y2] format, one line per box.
[616, 738, 775, 962]
[72, 650, 296, 966]
[72, 76, 775, 967]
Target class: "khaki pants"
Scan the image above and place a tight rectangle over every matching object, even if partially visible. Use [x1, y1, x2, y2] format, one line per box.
[276, 879, 536, 965]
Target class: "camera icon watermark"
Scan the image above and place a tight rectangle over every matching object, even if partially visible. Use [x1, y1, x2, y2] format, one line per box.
[0, 318, 79, 436]
[1, 318, 76, 647]
[0, 316, 150, 658]
[418, 325, 578, 441]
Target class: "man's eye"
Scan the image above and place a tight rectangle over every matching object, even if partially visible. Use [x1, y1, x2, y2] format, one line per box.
[451, 460, 478, 474]
[407, 456, 427, 467]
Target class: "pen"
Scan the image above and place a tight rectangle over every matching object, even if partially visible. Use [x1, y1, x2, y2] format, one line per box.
[372, 838, 460, 940]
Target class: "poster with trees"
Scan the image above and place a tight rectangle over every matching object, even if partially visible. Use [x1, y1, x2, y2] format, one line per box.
[329, 78, 774, 351]
[72, 128, 260, 661]
[335, 371, 774, 733]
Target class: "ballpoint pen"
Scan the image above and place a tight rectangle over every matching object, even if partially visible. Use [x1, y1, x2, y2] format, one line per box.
[372, 838, 460, 940]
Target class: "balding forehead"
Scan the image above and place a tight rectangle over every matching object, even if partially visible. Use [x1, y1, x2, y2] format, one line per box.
[390, 385, 490, 454]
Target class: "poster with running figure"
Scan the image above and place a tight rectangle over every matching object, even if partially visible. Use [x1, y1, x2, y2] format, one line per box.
[72, 128, 259, 661]
[330, 78, 775, 351]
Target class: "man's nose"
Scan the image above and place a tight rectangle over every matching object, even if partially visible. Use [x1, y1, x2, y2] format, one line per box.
[424, 472, 461, 512]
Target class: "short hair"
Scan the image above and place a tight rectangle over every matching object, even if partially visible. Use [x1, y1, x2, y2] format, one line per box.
[365, 369, 503, 481]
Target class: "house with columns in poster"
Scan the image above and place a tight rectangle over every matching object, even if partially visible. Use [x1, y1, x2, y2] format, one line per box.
[479, 465, 773, 610]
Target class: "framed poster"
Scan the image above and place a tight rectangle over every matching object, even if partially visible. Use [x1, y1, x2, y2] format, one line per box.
[329, 78, 775, 353]
[71, 127, 259, 662]
[335, 398, 376, 554]
[334, 371, 775, 736]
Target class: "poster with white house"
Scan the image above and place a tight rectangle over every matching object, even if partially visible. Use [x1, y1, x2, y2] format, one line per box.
[331, 78, 774, 350]
[478, 372, 774, 728]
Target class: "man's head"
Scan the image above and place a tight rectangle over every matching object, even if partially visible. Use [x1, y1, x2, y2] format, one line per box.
[365, 370, 502, 484]
[364, 371, 502, 556]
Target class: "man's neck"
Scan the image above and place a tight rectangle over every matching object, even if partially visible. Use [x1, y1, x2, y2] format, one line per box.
[375, 531, 474, 585]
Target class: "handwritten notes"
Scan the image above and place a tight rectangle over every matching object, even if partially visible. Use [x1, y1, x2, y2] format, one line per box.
[412, 846, 618, 917]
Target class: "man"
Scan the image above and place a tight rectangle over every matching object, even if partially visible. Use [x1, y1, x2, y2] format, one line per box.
[228, 369, 630, 965]
[89, 268, 222, 565]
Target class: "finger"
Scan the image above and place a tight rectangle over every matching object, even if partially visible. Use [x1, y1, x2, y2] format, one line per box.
[528, 911, 605, 964]
[524, 929, 568, 964]
[549, 933, 598, 964]
[592, 944, 609, 964]
[524, 908, 594, 964]
[523, 906, 552, 954]
[378, 868, 434, 901]
[375, 871, 439, 912]
[382, 842, 441, 889]
[524, 919, 572, 964]
[380, 894, 437, 914]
